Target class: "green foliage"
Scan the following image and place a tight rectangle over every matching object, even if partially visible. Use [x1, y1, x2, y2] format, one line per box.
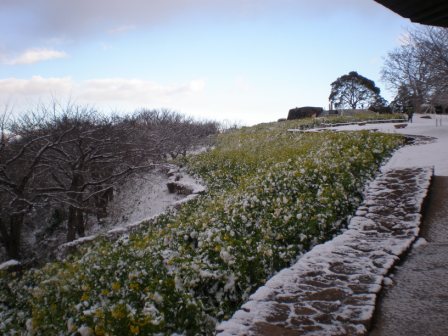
[0, 116, 403, 335]
[329, 71, 385, 109]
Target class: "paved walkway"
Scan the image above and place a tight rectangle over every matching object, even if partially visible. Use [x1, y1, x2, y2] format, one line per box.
[217, 167, 433, 336]
[369, 175, 448, 336]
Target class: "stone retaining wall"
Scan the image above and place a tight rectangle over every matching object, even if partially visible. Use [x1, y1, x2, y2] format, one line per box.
[217, 167, 433, 336]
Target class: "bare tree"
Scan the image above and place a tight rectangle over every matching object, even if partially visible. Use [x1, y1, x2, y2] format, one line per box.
[0, 103, 218, 260]
[24, 105, 151, 241]
[414, 28, 448, 91]
[0, 105, 73, 259]
[0, 103, 146, 258]
[130, 109, 218, 159]
[382, 27, 448, 112]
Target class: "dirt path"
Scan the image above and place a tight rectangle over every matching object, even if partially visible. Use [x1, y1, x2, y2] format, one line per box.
[370, 175, 448, 336]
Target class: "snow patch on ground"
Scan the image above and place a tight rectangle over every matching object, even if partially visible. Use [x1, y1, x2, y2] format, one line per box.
[0, 259, 20, 270]
[383, 277, 394, 286]
[105, 170, 184, 230]
[104, 166, 206, 231]
[57, 166, 206, 256]
[413, 237, 428, 248]
[59, 235, 97, 249]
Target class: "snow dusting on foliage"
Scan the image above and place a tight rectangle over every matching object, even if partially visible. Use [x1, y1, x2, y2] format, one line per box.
[0, 117, 403, 335]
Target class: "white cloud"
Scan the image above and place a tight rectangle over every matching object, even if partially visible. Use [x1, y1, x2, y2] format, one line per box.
[0, 76, 205, 110]
[7, 48, 67, 65]
[0, 76, 73, 95]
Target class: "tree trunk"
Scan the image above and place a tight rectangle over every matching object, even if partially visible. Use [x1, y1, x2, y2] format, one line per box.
[67, 206, 76, 242]
[67, 206, 84, 242]
[76, 209, 85, 238]
[0, 219, 10, 258]
[411, 94, 424, 114]
[95, 187, 113, 221]
[5, 214, 24, 260]
[67, 172, 86, 242]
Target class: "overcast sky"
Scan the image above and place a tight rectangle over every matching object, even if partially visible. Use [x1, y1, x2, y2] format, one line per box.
[0, 0, 416, 125]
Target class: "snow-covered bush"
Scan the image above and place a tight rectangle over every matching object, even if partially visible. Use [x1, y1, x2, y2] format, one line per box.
[0, 120, 403, 335]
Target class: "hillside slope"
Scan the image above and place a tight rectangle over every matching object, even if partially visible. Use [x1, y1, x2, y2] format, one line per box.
[0, 115, 404, 335]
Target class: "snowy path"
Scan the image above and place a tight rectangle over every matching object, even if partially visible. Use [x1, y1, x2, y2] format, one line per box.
[217, 167, 432, 335]
[370, 175, 448, 335]
[380, 115, 448, 176]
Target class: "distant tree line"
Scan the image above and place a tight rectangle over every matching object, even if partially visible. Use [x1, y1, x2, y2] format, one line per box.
[0, 103, 218, 261]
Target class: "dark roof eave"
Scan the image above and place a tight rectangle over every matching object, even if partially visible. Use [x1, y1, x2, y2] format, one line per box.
[374, 0, 448, 28]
